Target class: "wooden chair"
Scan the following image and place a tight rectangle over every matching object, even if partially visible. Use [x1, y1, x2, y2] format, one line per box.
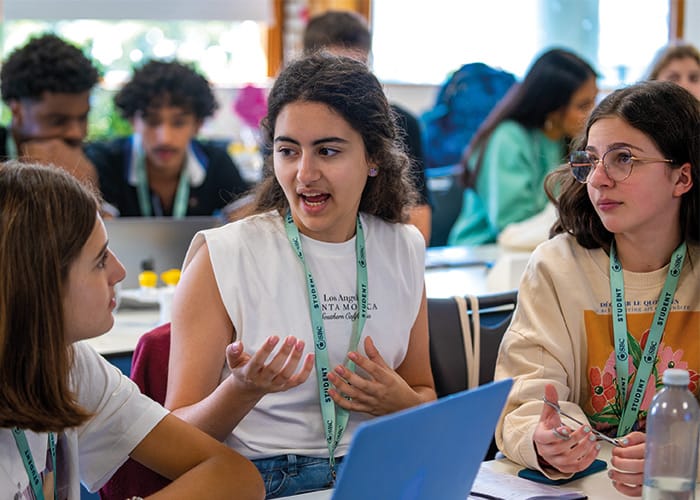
[427, 290, 518, 459]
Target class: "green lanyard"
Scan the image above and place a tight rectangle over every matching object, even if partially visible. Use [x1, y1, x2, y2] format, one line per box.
[283, 211, 368, 479]
[134, 144, 190, 218]
[6, 133, 18, 159]
[610, 241, 686, 436]
[12, 428, 57, 500]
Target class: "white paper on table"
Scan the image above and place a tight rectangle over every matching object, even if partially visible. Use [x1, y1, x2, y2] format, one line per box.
[470, 465, 586, 500]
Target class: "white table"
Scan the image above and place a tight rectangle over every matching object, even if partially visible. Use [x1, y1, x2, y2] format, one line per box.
[424, 244, 530, 298]
[86, 308, 161, 356]
[278, 445, 700, 499]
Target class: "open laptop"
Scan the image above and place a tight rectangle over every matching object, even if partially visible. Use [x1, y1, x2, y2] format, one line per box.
[331, 378, 513, 500]
[105, 216, 221, 289]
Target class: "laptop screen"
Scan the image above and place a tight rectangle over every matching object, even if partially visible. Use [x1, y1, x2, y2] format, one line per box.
[332, 378, 513, 500]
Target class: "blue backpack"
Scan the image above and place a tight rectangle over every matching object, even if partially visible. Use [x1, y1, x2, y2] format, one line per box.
[421, 63, 516, 169]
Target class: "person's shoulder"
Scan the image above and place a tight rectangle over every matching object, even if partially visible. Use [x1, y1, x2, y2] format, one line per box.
[491, 120, 529, 141]
[362, 213, 395, 231]
[239, 210, 281, 228]
[480, 121, 530, 159]
[71, 342, 121, 380]
[69, 342, 122, 396]
[363, 213, 424, 249]
[531, 233, 584, 262]
[198, 211, 283, 263]
[211, 211, 281, 238]
[72, 340, 103, 364]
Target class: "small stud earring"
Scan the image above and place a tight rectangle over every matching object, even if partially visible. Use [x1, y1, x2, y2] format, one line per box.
[368, 167, 378, 177]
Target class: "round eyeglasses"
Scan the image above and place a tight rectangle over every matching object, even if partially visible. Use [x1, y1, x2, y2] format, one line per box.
[568, 147, 674, 183]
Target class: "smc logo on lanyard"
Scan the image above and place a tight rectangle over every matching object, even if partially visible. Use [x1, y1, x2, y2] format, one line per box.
[284, 211, 368, 479]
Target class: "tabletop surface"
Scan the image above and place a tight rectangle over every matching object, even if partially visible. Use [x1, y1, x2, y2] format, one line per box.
[277, 445, 691, 499]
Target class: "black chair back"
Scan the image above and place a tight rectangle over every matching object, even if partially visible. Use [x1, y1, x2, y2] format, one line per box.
[427, 290, 518, 460]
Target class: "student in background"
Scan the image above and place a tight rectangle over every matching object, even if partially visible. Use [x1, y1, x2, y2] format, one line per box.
[165, 53, 436, 498]
[448, 48, 597, 246]
[0, 162, 264, 499]
[303, 10, 432, 244]
[86, 60, 249, 217]
[494, 81, 700, 496]
[647, 41, 700, 100]
[0, 33, 99, 185]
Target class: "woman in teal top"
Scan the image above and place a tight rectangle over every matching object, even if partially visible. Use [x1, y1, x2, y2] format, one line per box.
[448, 48, 598, 246]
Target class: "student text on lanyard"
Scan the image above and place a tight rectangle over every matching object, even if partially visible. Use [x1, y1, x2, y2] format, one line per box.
[12, 428, 57, 500]
[610, 240, 687, 436]
[284, 211, 368, 480]
[135, 150, 190, 218]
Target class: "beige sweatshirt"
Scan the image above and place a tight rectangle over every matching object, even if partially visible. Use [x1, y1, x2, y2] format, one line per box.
[495, 234, 700, 479]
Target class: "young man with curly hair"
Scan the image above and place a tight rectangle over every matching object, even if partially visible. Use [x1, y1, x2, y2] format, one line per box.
[86, 60, 249, 217]
[0, 33, 100, 184]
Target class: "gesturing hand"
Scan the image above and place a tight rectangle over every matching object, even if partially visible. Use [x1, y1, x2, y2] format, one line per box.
[327, 336, 422, 416]
[532, 384, 600, 474]
[226, 335, 314, 397]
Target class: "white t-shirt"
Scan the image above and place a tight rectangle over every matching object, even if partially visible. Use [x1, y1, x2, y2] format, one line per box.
[184, 211, 425, 459]
[0, 342, 168, 498]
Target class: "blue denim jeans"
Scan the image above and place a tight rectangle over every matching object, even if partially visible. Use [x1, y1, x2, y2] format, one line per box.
[252, 454, 344, 499]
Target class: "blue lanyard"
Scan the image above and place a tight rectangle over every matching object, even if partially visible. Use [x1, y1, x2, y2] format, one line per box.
[134, 142, 190, 218]
[283, 211, 368, 478]
[12, 428, 57, 500]
[610, 241, 686, 436]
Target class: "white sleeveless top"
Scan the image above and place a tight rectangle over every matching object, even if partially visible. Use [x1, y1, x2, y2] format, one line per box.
[183, 211, 425, 458]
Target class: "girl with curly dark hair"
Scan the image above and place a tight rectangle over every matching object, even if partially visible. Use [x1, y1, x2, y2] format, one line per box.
[166, 53, 435, 498]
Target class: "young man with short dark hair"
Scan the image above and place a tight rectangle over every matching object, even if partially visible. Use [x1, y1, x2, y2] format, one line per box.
[86, 60, 249, 217]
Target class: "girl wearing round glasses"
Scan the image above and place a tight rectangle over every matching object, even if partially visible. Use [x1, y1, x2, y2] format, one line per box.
[494, 80, 699, 496]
